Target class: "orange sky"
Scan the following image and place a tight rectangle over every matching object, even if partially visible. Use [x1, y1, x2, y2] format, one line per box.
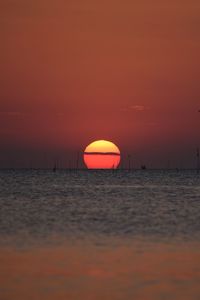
[0, 0, 200, 168]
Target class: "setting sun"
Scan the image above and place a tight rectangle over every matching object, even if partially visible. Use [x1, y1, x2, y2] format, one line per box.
[83, 140, 120, 169]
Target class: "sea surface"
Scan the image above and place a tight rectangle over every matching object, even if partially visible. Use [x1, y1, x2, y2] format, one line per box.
[0, 169, 200, 300]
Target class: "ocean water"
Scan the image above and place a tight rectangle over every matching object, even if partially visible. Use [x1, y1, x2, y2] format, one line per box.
[0, 170, 200, 300]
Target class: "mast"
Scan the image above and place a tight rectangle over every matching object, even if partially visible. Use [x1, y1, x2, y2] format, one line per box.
[53, 164, 56, 172]
[53, 157, 57, 172]
[76, 151, 80, 171]
[197, 147, 200, 174]
[128, 154, 131, 171]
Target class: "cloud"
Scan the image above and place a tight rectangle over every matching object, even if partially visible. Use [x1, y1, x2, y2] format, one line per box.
[121, 105, 150, 112]
[56, 113, 65, 117]
[0, 112, 24, 116]
[130, 105, 149, 111]
[0, 112, 65, 117]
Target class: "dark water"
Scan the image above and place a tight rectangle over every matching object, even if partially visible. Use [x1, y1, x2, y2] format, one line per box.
[0, 170, 200, 300]
[1, 169, 200, 241]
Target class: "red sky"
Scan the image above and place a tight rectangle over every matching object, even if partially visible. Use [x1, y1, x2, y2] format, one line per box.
[0, 0, 200, 168]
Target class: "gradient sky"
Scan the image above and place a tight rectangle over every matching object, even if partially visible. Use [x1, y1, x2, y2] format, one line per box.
[1, 0, 200, 168]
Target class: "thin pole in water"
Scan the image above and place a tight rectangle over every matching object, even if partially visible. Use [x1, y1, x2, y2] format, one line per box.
[197, 147, 200, 174]
[76, 151, 80, 171]
[128, 154, 131, 171]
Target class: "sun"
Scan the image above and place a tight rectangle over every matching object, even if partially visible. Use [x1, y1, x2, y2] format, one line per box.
[83, 140, 121, 169]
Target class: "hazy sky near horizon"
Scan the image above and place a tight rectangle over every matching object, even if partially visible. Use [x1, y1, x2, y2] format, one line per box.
[0, 0, 200, 168]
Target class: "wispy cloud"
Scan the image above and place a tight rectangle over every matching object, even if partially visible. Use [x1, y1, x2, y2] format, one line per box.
[56, 113, 65, 117]
[130, 105, 148, 111]
[121, 105, 150, 112]
[0, 112, 24, 116]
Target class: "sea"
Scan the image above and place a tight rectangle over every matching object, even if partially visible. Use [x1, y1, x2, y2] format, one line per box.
[0, 169, 200, 300]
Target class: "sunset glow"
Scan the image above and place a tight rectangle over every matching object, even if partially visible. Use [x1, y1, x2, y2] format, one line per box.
[84, 140, 120, 169]
[1, 2, 200, 300]
[0, 0, 200, 169]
